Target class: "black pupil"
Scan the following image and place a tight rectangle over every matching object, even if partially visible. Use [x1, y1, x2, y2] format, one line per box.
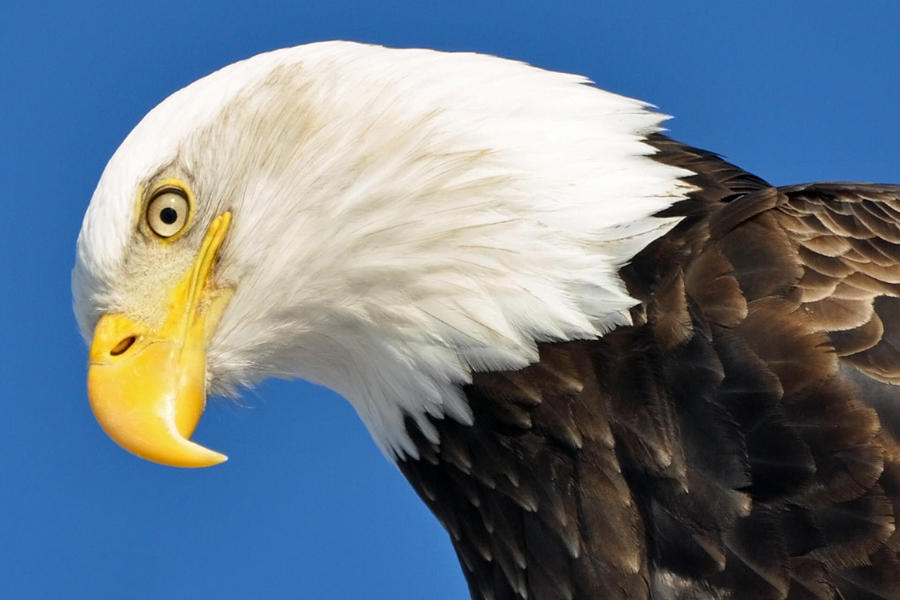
[159, 206, 178, 225]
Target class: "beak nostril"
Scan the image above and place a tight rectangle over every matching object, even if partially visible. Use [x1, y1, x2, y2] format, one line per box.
[110, 336, 137, 356]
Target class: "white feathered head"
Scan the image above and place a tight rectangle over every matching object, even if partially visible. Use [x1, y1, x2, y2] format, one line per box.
[73, 42, 690, 464]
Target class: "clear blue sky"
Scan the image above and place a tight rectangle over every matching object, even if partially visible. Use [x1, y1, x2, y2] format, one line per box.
[2, 2, 898, 598]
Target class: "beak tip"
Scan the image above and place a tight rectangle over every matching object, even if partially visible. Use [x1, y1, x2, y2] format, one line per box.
[172, 444, 229, 469]
[151, 449, 228, 469]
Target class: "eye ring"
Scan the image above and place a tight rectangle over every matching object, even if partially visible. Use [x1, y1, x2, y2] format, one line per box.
[146, 185, 191, 239]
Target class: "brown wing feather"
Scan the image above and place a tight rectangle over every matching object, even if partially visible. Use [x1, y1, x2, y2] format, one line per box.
[399, 141, 900, 599]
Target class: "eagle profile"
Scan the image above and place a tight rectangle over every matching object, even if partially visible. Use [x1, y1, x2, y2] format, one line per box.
[74, 42, 899, 599]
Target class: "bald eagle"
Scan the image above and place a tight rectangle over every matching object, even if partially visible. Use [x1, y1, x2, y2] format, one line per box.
[74, 42, 899, 599]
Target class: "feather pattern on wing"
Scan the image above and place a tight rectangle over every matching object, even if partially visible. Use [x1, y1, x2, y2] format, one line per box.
[400, 138, 900, 600]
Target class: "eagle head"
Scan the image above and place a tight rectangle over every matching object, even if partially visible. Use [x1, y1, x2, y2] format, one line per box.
[73, 41, 690, 466]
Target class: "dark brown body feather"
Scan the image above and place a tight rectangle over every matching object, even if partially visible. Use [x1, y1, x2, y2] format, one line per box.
[399, 135, 900, 599]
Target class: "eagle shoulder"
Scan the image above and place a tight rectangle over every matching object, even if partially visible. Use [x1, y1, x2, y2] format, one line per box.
[400, 140, 900, 600]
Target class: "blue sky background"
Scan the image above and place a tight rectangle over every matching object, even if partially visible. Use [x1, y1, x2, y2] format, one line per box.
[2, 2, 899, 598]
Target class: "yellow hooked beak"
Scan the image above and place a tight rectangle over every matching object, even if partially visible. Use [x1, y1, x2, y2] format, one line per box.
[87, 213, 233, 468]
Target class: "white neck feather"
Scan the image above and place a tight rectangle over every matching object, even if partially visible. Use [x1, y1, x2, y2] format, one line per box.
[75, 42, 695, 459]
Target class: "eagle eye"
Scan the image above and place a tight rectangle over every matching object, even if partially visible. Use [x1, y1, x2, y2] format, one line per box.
[146, 187, 190, 238]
